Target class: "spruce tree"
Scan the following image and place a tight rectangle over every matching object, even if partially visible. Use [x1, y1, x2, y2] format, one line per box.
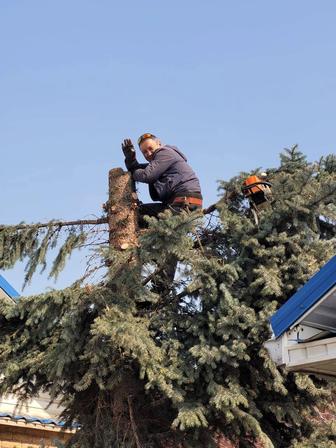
[0, 146, 335, 447]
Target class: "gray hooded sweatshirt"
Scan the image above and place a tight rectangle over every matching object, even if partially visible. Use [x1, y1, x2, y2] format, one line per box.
[132, 145, 202, 203]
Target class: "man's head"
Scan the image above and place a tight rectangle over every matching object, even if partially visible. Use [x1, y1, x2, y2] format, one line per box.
[137, 133, 161, 161]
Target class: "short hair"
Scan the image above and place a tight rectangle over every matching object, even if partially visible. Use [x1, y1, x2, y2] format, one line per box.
[137, 133, 157, 146]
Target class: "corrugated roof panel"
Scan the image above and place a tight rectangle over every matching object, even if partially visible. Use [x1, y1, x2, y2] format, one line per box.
[0, 411, 65, 426]
[270, 256, 336, 338]
[0, 412, 79, 428]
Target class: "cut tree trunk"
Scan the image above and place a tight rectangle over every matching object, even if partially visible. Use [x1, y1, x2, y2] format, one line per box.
[108, 168, 139, 250]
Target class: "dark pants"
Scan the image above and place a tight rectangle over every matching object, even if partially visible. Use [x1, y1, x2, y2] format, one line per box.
[138, 202, 200, 227]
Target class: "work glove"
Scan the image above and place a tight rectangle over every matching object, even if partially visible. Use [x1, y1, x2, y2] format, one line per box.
[122, 138, 138, 171]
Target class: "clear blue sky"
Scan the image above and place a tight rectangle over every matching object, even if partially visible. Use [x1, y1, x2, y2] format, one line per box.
[1, 1, 336, 294]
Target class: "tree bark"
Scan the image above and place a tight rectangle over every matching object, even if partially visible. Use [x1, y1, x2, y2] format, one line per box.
[108, 168, 139, 250]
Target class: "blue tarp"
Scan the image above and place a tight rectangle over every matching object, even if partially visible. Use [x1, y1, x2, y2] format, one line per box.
[270, 255, 336, 338]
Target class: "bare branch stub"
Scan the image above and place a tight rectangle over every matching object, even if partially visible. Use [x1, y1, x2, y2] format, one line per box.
[108, 168, 139, 250]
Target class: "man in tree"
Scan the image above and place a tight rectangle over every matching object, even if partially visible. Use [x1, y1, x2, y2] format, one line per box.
[122, 133, 203, 221]
[0, 147, 335, 447]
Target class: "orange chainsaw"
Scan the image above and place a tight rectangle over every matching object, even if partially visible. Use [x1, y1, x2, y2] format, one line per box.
[242, 174, 273, 224]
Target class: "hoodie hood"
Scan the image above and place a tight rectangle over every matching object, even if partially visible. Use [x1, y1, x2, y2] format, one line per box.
[161, 145, 187, 162]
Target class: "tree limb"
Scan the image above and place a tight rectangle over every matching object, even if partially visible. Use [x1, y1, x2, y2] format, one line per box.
[203, 203, 218, 215]
[0, 217, 108, 231]
[0, 200, 219, 233]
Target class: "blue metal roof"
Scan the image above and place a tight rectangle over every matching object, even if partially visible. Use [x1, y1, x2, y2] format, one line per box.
[0, 411, 80, 428]
[0, 411, 66, 427]
[270, 255, 336, 338]
[0, 275, 20, 299]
